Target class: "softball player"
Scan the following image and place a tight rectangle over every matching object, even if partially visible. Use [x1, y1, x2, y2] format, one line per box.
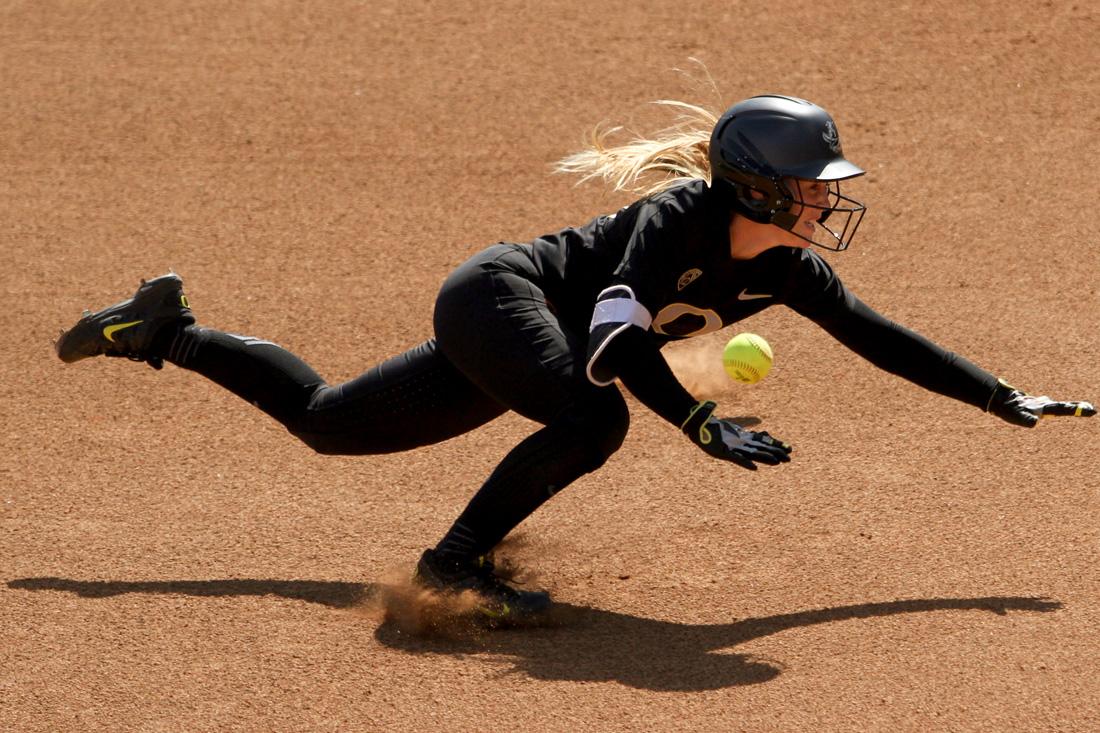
[56, 95, 1095, 624]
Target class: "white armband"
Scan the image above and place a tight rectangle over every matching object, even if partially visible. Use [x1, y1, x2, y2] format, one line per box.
[586, 285, 653, 387]
[589, 285, 653, 331]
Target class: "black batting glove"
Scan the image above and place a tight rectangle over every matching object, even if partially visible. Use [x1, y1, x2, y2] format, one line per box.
[986, 379, 1097, 428]
[681, 400, 792, 470]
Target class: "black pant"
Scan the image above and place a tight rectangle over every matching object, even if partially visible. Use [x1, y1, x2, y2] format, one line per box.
[158, 244, 629, 557]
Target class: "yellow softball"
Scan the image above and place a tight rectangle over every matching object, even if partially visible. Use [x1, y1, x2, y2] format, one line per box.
[722, 332, 773, 384]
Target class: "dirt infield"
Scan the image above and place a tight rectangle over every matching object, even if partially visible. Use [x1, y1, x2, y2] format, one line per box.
[2, 1, 1098, 731]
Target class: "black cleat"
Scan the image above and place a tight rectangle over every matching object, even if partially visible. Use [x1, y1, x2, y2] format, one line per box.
[55, 273, 194, 369]
[414, 549, 552, 627]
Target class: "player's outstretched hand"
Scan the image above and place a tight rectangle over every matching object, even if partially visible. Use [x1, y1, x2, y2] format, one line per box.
[681, 400, 792, 470]
[987, 379, 1097, 428]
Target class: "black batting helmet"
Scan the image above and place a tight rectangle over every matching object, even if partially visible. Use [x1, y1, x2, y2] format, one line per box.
[709, 95, 866, 251]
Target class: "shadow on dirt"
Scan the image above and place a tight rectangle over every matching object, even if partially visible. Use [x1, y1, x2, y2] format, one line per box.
[7, 577, 1060, 691]
[373, 595, 1061, 691]
[7, 577, 373, 608]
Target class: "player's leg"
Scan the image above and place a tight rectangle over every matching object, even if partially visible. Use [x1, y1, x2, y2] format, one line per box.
[163, 330, 506, 453]
[56, 274, 505, 453]
[415, 245, 630, 622]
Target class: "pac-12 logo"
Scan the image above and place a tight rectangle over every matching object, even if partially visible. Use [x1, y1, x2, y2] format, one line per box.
[677, 268, 703, 291]
[822, 121, 840, 152]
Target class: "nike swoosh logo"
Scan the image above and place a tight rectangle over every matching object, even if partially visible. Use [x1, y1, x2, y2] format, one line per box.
[103, 320, 143, 342]
[737, 289, 772, 301]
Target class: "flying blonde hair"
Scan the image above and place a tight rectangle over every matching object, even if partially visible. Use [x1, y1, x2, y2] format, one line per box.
[554, 99, 720, 197]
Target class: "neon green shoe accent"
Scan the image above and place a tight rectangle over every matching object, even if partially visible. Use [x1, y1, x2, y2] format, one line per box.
[103, 320, 143, 343]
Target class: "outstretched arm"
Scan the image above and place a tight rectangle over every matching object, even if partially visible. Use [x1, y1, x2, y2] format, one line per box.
[782, 249, 1094, 427]
[804, 290, 1094, 427]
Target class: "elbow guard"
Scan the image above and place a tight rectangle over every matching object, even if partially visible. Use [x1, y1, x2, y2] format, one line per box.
[586, 285, 653, 386]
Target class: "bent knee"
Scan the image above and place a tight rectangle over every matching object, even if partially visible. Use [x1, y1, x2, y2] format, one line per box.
[563, 387, 630, 468]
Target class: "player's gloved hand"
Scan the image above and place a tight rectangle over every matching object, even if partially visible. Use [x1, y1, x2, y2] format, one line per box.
[985, 379, 1096, 428]
[681, 400, 792, 470]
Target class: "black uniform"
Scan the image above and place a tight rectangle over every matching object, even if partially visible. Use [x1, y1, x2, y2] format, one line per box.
[155, 179, 997, 560]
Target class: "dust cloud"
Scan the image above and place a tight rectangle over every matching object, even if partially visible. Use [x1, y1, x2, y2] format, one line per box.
[356, 543, 565, 637]
[663, 339, 731, 400]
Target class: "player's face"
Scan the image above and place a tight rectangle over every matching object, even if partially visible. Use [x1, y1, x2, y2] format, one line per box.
[742, 179, 829, 249]
[787, 178, 830, 247]
[730, 178, 842, 258]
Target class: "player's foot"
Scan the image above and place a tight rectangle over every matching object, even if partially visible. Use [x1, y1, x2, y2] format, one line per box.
[55, 273, 195, 369]
[414, 548, 552, 626]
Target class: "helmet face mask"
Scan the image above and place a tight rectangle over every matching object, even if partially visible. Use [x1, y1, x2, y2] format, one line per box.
[709, 95, 868, 251]
[788, 178, 865, 252]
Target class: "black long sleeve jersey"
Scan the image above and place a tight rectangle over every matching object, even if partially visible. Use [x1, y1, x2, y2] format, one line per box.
[521, 179, 998, 426]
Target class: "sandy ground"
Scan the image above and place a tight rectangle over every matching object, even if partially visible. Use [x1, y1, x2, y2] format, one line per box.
[2, 1, 1098, 731]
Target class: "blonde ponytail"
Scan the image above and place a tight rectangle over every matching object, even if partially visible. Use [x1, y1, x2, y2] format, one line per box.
[554, 100, 720, 197]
